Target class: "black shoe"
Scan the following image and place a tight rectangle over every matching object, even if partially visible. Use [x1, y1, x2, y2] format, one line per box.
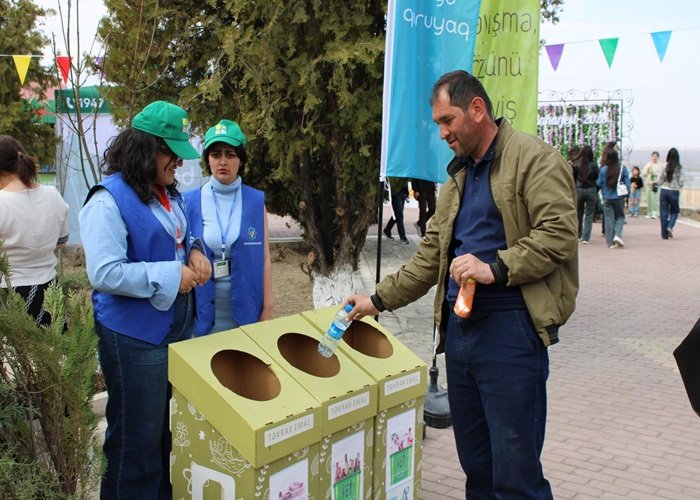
[399, 238, 409, 245]
[383, 228, 394, 240]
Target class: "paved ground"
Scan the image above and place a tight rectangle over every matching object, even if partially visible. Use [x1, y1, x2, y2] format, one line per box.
[270, 206, 700, 499]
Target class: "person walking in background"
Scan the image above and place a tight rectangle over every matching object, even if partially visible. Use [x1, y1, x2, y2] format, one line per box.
[0, 135, 69, 326]
[598, 142, 620, 236]
[658, 147, 684, 239]
[184, 119, 272, 335]
[597, 150, 631, 248]
[642, 151, 662, 218]
[572, 145, 599, 244]
[628, 165, 644, 217]
[347, 70, 578, 499]
[79, 101, 211, 499]
[383, 177, 410, 244]
[411, 177, 437, 241]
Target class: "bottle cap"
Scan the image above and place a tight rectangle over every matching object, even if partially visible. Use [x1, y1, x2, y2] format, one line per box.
[344, 304, 354, 313]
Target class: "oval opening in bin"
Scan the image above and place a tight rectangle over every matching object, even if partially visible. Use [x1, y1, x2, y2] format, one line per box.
[277, 333, 340, 378]
[343, 321, 393, 358]
[211, 350, 281, 401]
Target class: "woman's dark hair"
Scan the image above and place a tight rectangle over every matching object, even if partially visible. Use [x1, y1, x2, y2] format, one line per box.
[577, 145, 594, 183]
[599, 141, 617, 167]
[202, 142, 248, 176]
[605, 150, 621, 189]
[0, 134, 38, 187]
[664, 147, 680, 182]
[430, 70, 493, 117]
[102, 128, 178, 203]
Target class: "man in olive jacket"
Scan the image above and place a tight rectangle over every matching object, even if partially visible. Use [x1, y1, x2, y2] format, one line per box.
[347, 71, 578, 498]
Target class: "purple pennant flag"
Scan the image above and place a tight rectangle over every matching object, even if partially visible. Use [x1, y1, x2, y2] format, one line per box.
[545, 44, 564, 71]
[651, 31, 672, 62]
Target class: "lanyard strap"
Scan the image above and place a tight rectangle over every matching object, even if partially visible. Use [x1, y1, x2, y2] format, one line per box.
[157, 186, 183, 249]
[210, 185, 236, 259]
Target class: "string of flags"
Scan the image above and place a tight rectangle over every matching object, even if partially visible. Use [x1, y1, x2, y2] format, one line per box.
[0, 54, 104, 85]
[0, 26, 693, 85]
[545, 29, 675, 70]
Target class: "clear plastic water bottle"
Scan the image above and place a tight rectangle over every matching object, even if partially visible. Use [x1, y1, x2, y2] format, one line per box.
[317, 304, 354, 358]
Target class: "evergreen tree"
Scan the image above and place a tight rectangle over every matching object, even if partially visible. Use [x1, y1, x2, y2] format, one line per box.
[0, 242, 103, 498]
[0, 0, 56, 166]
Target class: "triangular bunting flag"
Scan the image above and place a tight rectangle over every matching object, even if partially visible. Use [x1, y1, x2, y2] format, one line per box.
[651, 31, 672, 62]
[598, 38, 619, 68]
[56, 55, 72, 84]
[12, 55, 32, 85]
[545, 44, 565, 71]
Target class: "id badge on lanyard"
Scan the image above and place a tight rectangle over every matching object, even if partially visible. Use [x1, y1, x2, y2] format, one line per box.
[214, 244, 230, 279]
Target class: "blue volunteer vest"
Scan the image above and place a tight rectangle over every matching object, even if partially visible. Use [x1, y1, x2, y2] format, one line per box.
[184, 184, 265, 336]
[86, 173, 191, 344]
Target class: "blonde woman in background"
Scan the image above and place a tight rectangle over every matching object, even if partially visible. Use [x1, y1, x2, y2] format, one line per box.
[642, 151, 662, 218]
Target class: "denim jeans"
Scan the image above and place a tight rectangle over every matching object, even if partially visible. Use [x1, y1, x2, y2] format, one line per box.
[603, 198, 625, 246]
[659, 188, 680, 239]
[97, 292, 194, 499]
[445, 307, 552, 499]
[628, 189, 642, 216]
[576, 186, 597, 241]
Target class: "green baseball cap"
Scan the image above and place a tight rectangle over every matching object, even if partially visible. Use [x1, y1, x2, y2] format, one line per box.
[132, 101, 199, 160]
[203, 119, 247, 151]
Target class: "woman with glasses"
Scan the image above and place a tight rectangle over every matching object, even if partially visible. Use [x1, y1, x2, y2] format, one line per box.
[79, 101, 211, 499]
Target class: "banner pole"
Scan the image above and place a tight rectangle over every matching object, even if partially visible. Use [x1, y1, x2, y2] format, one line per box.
[374, 179, 385, 322]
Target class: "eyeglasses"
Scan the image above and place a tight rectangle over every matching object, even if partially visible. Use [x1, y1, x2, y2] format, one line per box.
[158, 145, 183, 166]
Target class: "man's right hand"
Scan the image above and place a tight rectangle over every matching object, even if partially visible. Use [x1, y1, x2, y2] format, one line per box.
[344, 294, 379, 321]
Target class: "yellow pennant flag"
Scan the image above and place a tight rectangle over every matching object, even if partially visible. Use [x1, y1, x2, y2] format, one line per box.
[13, 55, 32, 85]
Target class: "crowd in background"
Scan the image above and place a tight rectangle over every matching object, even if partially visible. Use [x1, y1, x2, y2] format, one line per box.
[566, 143, 685, 248]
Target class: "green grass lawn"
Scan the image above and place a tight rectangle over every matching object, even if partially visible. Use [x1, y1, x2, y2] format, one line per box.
[38, 173, 57, 185]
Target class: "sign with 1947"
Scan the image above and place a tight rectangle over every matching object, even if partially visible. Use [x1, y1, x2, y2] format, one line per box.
[54, 88, 111, 114]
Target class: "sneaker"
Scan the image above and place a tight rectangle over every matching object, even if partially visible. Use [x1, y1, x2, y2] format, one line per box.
[422, 236, 429, 243]
[582, 240, 589, 245]
[651, 215, 658, 219]
[399, 238, 409, 245]
[668, 228, 673, 239]
[383, 228, 394, 240]
[613, 236, 624, 247]
[609, 245, 617, 249]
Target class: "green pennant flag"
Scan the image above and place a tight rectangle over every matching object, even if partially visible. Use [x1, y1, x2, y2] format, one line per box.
[598, 38, 619, 68]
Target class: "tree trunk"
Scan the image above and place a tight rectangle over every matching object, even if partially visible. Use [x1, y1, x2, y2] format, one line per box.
[311, 264, 361, 308]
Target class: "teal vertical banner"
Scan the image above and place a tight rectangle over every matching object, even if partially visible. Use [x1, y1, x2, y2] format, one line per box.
[381, 0, 482, 183]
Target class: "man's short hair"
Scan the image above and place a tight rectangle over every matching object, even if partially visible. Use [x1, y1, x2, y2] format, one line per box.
[430, 70, 493, 118]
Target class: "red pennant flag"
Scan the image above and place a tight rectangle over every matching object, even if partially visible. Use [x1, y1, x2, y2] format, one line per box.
[56, 56, 71, 84]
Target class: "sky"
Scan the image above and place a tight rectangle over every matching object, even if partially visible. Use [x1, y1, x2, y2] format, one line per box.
[539, 0, 700, 151]
[32, 0, 700, 153]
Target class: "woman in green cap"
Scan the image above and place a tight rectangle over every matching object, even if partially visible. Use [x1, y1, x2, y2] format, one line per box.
[184, 119, 272, 335]
[79, 101, 212, 499]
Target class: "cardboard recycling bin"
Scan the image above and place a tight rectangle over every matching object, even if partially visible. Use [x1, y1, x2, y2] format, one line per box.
[242, 314, 378, 500]
[169, 330, 321, 499]
[302, 308, 427, 500]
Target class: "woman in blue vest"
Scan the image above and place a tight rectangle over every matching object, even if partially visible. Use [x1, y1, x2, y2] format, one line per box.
[79, 101, 211, 499]
[184, 119, 272, 335]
